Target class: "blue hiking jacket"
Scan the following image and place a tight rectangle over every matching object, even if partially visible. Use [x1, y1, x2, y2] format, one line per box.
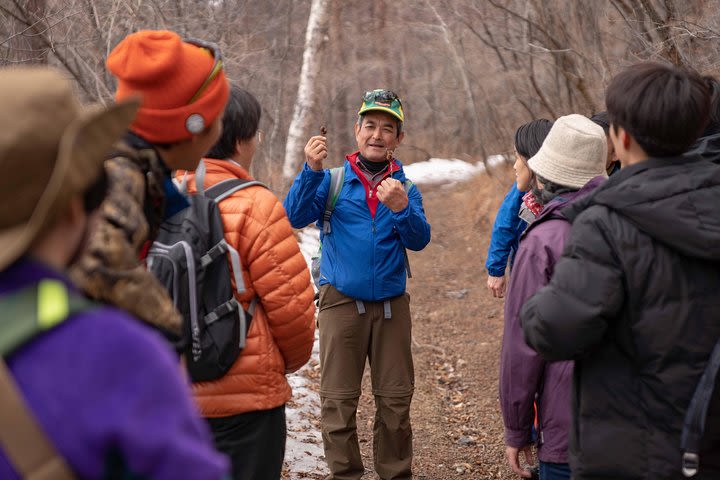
[485, 183, 526, 277]
[284, 159, 431, 301]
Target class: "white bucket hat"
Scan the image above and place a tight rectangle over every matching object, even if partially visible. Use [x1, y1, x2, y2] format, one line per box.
[528, 114, 608, 189]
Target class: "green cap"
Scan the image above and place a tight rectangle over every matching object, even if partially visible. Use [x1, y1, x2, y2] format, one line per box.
[358, 89, 404, 123]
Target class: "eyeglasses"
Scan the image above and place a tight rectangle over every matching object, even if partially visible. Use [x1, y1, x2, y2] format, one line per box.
[256, 129, 264, 144]
[185, 37, 224, 105]
[362, 89, 402, 108]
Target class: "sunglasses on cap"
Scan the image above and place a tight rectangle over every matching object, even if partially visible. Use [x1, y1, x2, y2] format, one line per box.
[362, 89, 402, 108]
[185, 37, 224, 105]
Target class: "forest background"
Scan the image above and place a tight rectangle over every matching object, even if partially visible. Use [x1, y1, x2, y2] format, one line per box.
[3, 0, 720, 191]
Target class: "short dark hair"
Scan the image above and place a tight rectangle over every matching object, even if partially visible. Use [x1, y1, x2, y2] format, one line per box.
[533, 174, 576, 206]
[358, 113, 403, 137]
[605, 62, 710, 157]
[589, 111, 610, 135]
[702, 75, 720, 135]
[514, 119, 553, 160]
[206, 85, 261, 159]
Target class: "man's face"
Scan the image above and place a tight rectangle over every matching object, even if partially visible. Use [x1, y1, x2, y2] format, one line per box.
[354, 111, 404, 162]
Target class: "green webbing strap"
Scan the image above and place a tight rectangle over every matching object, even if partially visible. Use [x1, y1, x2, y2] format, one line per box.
[0, 280, 95, 357]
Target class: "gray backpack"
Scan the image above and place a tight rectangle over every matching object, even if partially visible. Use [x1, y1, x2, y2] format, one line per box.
[148, 164, 266, 382]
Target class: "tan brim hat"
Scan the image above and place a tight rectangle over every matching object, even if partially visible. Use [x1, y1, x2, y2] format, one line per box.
[0, 67, 139, 270]
[527, 113, 608, 189]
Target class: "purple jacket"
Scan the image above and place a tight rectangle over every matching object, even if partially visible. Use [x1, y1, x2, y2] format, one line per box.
[0, 258, 229, 479]
[499, 177, 603, 464]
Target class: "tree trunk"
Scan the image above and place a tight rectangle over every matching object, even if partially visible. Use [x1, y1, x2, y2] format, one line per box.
[425, 0, 483, 159]
[282, 0, 331, 180]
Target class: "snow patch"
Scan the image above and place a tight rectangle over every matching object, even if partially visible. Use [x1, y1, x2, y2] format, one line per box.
[403, 155, 507, 185]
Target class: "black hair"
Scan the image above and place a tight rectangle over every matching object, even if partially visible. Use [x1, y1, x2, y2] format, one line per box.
[206, 84, 261, 160]
[532, 174, 577, 206]
[700, 75, 720, 136]
[358, 113, 403, 137]
[606, 62, 710, 157]
[589, 111, 610, 135]
[514, 119, 553, 160]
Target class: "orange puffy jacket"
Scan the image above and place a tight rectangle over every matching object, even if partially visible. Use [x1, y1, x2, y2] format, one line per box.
[179, 159, 315, 417]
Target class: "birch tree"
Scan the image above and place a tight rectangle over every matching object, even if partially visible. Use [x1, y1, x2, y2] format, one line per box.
[282, 0, 331, 180]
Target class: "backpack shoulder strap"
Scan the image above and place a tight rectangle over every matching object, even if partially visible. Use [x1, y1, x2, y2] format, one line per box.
[400, 178, 414, 278]
[322, 167, 345, 235]
[0, 280, 94, 357]
[0, 359, 76, 479]
[204, 178, 268, 203]
[680, 337, 720, 477]
[0, 279, 90, 480]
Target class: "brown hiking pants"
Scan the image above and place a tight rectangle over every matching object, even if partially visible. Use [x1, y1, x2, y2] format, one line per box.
[318, 285, 414, 480]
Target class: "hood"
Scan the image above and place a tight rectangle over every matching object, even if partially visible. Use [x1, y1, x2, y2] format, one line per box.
[525, 176, 605, 234]
[565, 156, 720, 260]
[686, 132, 720, 164]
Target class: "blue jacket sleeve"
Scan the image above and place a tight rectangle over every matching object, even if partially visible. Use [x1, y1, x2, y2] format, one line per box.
[392, 183, 431, 251]
[282, 163, 329, 229]
[486, 183, 525, 277]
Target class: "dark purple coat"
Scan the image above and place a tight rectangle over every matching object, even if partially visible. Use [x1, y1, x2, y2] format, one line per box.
[499, 177, 604, 464]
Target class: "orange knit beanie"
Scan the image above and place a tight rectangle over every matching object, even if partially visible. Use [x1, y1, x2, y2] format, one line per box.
[107, 30, 229, 144]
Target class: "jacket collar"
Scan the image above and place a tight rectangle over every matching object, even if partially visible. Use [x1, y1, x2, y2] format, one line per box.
[345, 151, 403, 181]
[563, 155, 705, 222]
[524, 176, 605, 237]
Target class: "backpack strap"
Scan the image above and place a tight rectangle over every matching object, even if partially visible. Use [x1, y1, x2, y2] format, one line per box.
[0, 280, 93, 480]
[322, 167, 345, 234]
[401, 179, 414, 279]
[680, 337, 720, 477]
[0, 280, 94, 357]
[195, 160, 208, 196]
[203, 175, 267, 294]
[204, 178, 268, 203]
[0, 360, 76, 479]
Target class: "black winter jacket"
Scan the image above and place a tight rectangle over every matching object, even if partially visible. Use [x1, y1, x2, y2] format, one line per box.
[520, 156, 720, 479]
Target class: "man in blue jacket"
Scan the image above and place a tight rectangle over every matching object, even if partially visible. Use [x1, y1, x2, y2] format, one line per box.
[284, 89, 431, 480]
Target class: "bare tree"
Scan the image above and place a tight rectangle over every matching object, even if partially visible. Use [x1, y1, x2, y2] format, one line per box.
[282, 0, 331, 180]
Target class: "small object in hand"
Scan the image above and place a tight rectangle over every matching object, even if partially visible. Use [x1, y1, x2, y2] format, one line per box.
[386, 149, 393, 161]
[320, 125, 327, 135]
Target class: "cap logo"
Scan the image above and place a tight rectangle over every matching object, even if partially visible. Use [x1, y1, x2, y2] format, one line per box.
[185, 113, 205, 134]
[375, 101, 391, 107]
